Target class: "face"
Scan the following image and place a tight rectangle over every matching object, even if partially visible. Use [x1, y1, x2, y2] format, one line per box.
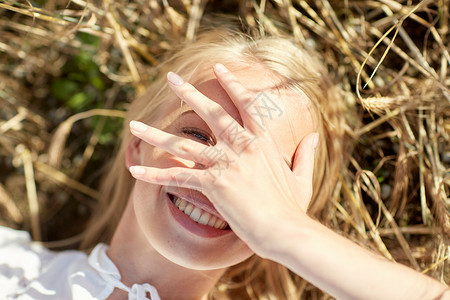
[127, 62, 314, 271]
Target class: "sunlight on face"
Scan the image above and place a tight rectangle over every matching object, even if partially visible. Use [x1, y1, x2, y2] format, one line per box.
[130, 61, 314, 270]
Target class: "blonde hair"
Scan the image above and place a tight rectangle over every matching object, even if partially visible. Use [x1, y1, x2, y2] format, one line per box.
[81, 29, 349, 299]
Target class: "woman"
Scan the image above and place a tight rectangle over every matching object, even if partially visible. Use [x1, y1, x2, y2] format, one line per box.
[0, 29, 448, 299]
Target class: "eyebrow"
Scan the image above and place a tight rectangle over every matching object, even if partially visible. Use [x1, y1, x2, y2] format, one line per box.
[180, 110, 293, 169]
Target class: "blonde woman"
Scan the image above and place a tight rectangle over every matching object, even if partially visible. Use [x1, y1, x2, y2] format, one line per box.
[0, 29, 448, 300]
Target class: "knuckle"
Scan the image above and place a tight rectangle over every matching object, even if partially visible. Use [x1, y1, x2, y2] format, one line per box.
[241, 91, 253, 102]
[240, 135, 259, 152]
[169, 172, 178, 182]
[179, 141, 192, 154]
[179, 86, 196, 100]
[206, 103, 223, 118]
[213, 176, 228, 189]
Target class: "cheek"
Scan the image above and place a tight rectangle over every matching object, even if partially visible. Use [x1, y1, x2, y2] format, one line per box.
[141, 144, 196, 169]
[140, 145, 163, 166]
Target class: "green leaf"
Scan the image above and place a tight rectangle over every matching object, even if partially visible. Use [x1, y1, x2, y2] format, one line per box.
[90, 76, 105, 91]
[51, 79, 79, 100]
[76, 32, 100, 48]
[66, 92, 90, 110]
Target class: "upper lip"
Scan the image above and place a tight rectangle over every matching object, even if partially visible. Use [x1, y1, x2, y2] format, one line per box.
[165, 186, 225, 221]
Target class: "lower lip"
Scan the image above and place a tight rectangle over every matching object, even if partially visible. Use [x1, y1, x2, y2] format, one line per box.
[166, 194, 232, 238]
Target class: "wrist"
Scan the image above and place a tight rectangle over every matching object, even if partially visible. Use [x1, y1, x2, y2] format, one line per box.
[255, 210, 314, 260]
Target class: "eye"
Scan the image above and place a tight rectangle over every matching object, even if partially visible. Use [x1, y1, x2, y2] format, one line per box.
[182, 127, 215, 146]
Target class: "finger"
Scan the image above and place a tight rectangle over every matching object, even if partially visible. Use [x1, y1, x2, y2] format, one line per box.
[129, 121, 213, 166]
[129, 165, 206, 192]
[291, 132, 318, 209]
[166, 72, 241, 143]
[213, 63, 270, 135]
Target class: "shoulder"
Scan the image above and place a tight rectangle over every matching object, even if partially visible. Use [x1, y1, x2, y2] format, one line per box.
[0, 226, 111, 299]
[0, 226, 52, 281]
[0, 226, 32, 246]
[0, 226, 52, 298]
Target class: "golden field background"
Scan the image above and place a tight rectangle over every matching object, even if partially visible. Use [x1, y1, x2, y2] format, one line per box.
[0, 0, 448, 297]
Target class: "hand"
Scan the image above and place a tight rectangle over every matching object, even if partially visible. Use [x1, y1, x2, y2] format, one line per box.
[129, 64, 318, 256]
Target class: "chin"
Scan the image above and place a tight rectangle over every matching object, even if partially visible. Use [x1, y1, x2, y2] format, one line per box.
[133, 183, 254, 271]
[161, 247, 254, 271]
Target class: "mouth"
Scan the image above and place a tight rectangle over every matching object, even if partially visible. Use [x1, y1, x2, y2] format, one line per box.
[168, 193, 230, 230]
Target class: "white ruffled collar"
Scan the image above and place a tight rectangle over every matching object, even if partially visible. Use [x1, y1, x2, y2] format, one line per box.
[88, 244, 161, 300]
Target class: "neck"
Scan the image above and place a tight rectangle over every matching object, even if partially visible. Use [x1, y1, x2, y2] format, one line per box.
[107, 199, 226, 300]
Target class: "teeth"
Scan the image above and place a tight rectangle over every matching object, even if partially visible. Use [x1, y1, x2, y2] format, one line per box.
[207, 215, 217, 227]
[214, 218, 227, 230]
[171, 196, 228, 230]
[178, 199, 187, 211]
[184, 203, 194, 215]
[198, 213, 210, 225]
[190, 207, 202, 222]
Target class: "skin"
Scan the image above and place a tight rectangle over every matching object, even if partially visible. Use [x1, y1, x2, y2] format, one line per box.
[107, 62, 315, 299]
[129, 63, 450, 300]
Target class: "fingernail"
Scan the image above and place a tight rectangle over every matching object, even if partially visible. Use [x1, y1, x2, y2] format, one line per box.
[130, 121, 148, 133]
[130, 166, 146, 176]
[167, 72, 184, 86]
[312, 133, 319, 150]
[214, 63, 228, 74]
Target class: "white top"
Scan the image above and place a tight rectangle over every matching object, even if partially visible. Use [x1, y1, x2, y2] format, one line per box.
[0, 226, 160, 300]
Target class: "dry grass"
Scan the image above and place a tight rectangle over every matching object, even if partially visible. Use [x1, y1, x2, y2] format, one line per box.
[0, 0, 448, 297]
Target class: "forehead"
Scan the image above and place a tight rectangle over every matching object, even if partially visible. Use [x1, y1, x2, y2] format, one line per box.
[175, 62, 314, 164]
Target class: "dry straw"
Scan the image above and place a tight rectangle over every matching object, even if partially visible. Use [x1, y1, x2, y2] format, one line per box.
[0, 0, 448, 297]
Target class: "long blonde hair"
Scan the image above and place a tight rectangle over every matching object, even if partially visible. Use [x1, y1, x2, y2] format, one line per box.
[81, 29, 349, 299]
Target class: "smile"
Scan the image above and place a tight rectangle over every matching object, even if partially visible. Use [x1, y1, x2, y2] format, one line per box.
[168, 193, 229, 230]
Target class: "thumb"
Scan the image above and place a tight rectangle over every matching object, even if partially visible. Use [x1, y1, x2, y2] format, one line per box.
[291, 132, 318, 208]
